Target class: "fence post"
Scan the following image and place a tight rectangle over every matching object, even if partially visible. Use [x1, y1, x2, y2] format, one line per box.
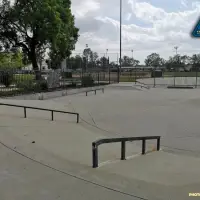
[77, 114, 79, 123]
[173, 70, 175, 86]
[142, 139, 146, 155]
[24, 107, 27, 118]
[92, 143, 98, 168]
[121, 141, 126, 160]
[98, 73, 100, 85]
[157, 137, 160, 151]
[95, 90, 97, 95]
[51, 111, 54, 121]
[196, 69, 198, 88]
[86, 92, 88, 96]
[109, 68, 111, 84]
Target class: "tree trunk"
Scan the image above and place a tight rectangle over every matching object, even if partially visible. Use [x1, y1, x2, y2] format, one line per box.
[30, 45, 41, 80]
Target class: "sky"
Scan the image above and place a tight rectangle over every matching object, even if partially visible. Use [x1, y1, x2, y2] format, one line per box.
[71, 0, 200, 63]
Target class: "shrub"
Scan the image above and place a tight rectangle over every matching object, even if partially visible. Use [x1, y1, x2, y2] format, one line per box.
[16, 80, 48, 92]
[81, 75, 94, 87]
[16, 80, 36, 92]
[36, 80, 48, 91]
[0, 71, 13, 87]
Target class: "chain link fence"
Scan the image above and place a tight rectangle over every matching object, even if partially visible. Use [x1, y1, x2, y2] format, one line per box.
[125, 67, 200, 88]
[0, 68, 119, 97]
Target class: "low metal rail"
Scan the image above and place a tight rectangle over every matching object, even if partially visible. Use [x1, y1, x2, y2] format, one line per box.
[92, 136, 161, 168]
[86, 88, 104, 96]
[0, 103, 79, 123]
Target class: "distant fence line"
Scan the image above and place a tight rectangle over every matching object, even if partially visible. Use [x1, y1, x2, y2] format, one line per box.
[0, 69, 119, 97]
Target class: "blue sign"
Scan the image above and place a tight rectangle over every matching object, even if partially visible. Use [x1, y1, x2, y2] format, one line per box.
[192, 19, 200, 38]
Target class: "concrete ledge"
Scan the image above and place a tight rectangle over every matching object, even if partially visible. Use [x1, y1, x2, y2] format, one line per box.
[167, 85, 194, 89]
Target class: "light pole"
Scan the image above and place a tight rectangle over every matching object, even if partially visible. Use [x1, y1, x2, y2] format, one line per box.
[131, 49, 136, 84]
[174, 46, 178, 86]
[118, 0, 122, 83]
[106, 49, 108, 70]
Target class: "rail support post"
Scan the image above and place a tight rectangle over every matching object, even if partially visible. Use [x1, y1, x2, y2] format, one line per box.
[95, 90, 97, 95]
[142, 139, 146, 155]
[86, 92, 88, 96]
[92, 143, 98, 168]
[157, 137, 160, 151]
[121, 141, 126, 160]
[51, 111, 54, 121]
[102, 88, 104, 93]
[24, 107, 27, 118]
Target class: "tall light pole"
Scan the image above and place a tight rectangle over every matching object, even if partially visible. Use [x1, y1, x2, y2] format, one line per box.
[174, 46, 178, 86]
[85, 44, 89, 72]
[131, 49, 136, 84]
[118, 0, 122, 83]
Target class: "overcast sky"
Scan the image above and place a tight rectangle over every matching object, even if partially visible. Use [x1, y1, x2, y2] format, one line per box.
[71, 0, 200, 63]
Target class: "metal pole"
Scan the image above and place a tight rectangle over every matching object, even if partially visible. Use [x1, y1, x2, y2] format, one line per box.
[51, 111, 54, 121]
[24, 107, 27, 118]
[157, 137, 160, 151]
[174, 46, 178, 86]
[142, 139, 146, 155]
[154, 67, 156, 87]
[119, 0, 122, 83]
[121, 141, 126, 160]
[92, 143, 98, 168]
[196, 64, 198, 88]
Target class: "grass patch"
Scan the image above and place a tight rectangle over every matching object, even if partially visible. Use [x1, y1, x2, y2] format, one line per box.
[120, 76, 136, 82]
[13, 74, 35, 83]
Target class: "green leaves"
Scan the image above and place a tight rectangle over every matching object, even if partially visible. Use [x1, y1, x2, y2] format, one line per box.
[0, 51, 24, 68]
[0, 0, 79, 70]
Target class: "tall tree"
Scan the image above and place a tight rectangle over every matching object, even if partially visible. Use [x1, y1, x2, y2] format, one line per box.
[0, 0, 79, 76]
[121, 55, 140, 67]
[145, 53, 164, 68]
[190, 54, 200, 71]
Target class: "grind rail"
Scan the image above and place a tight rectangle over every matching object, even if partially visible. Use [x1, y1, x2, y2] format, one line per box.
[92, 136, 161, 168]
[0, 103, 79, 123]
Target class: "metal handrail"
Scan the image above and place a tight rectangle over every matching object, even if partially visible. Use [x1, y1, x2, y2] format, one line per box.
[0, 103, 79, 123]
[86, 88, 104, 96]
[92, 136, 160, 168]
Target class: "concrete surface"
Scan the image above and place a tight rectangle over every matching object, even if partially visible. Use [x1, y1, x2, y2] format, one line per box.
[1, 83, 200, 199]
[52, 83, 200, 154]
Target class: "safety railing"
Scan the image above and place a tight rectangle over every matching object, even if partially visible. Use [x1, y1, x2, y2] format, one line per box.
[92, 136, 160, 168]
[0, 103, 79, 123]
[86, 88, 104, 96]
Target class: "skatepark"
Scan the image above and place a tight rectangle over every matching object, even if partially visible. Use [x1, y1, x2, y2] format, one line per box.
[1, 81, 200, 200]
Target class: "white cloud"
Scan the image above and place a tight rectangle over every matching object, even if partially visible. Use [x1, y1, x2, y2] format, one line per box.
[181, 0, 188, 8]
[72, 0, 200, 63]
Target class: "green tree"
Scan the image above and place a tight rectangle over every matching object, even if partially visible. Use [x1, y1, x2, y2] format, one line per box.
[0, 50, 24, 68]
[189, 54, 200, 71]
[68, 55, 82, 70]
[121, 55, 140, 67]
[145, 53, 164, 68]
[0, 0, 79, 75]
